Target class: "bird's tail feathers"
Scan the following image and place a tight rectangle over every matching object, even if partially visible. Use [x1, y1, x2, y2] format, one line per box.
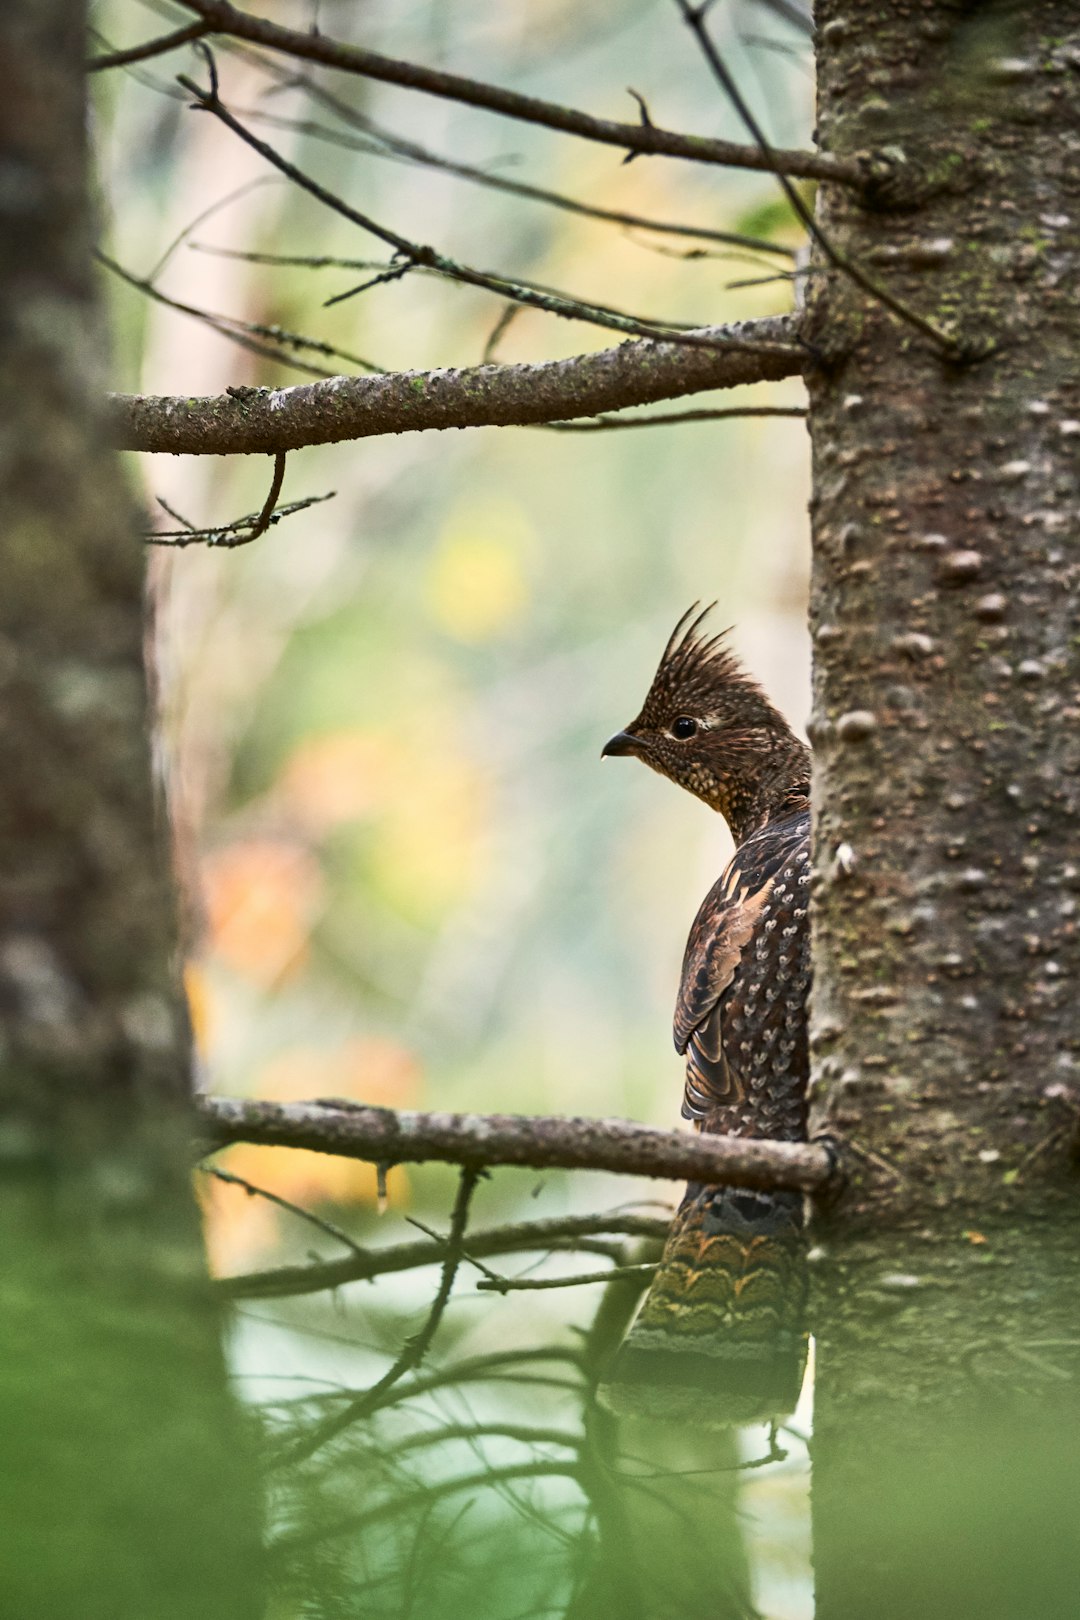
[598, 1183, 808, 1426]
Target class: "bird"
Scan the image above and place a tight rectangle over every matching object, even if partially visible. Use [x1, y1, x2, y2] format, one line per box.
[598, 605, 812, 1423]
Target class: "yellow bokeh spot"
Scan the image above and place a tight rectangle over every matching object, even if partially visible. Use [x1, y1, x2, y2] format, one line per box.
[428, 498, 532, 642]
[372, 754, 487, 917]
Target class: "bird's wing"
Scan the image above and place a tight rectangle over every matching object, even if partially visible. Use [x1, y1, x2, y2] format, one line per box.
[674, 809, 810, 1132]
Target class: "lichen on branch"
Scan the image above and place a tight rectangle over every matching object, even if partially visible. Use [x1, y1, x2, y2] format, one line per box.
[109, 316, 804, 455]
[197, 1095, 833, 1190]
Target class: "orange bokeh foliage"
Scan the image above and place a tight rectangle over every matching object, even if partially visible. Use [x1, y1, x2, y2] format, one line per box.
[201, 1035, 422, 1276]
[278, 729, 395, 833]
[202, 838, 323, 986]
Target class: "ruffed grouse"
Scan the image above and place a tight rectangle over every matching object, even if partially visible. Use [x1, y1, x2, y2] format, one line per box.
[600, 606, 811, 1422]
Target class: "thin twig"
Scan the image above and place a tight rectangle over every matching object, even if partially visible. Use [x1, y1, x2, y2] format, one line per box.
[402, 1212, 506, 1284]
[89, 19, 210, 72]
[476, 1263, 658, 1294]
[483, 303, 522, 364]
[340, 1422, 583, 1462]
[541, 404, 806, 431]
[155, 495, 197, 533]
[173, 0, 859, 184]
[194, 243, 754, 354]
[146, 488, 333, 548]
[146, 174, 281, 284]
[176, 73, 799, 359]
[281, 1168, 482, 1466]
[98, 250, 384, 377]
[270, 1461, 581, 1558]
[191, 246, 388, 273]
[217, 1211, 669, 1300]
[246, 450, 286, 541]
[674, 0, 965, 359]
[200, 1162, 364, 1254]
[611, 1422, 789, 1479]
[253, 80, 795, 258]
[268, 1346, 588, 1416]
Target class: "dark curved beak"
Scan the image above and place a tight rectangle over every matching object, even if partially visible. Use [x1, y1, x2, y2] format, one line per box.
[601, 730, 640, 759]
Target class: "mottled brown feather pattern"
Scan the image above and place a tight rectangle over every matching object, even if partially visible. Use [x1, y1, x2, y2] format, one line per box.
[599, 609, 811, 1423]
[680, 803, 810, 1139]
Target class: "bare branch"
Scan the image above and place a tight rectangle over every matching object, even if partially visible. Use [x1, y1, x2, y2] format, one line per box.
[146, 486, 334, 548]
[109, 313, 804, 455]
[196, 1096, 833, 1192]
[145, 174, 281, 284]
[88, 19, 210, 72]
[98, 250, 384, 378]
[177, 76, 786, 354]
[250, 80, 796, 258]
[272, 1461, 580, 1553]
[331, 1423, 584, 1468]
[265, 1347, 587, 1419]
[475, 1263, 658, 1294]
[174, 0, 860, 185]
[200, 1162, 364, 1254]
[752, 0, 813, 35]
[218, 1211, 670, 1300]
[280, 1167, 481, 1466]
[246, 449, 286, 539]
[674, 0, 965, 358]
[542, 403, 806, 432]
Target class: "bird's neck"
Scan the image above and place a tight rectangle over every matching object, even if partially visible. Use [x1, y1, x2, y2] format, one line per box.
[710, 734, 810, 844]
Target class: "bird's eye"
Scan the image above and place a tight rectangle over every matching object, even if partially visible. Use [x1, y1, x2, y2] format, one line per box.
[671, 716, 698, 740]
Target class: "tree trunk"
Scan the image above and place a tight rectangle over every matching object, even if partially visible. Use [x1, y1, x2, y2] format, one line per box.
[0, 6, 261, 1612]
[807, 2, 1080, 1613]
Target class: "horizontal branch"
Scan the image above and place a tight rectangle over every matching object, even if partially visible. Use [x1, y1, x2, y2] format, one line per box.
[109, 314, 804, 455]
[176, 0, 859, 186]
[197, 1095, 832, 1192]
[218, 1211, 671, 1300]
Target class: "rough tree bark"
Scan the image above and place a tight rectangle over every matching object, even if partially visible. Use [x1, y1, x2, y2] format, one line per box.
[807, 4, 1080, 1615]
[0, 6, 260, 1612]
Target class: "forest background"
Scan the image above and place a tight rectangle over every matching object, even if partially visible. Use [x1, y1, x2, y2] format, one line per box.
[92, 8, 814, 1609]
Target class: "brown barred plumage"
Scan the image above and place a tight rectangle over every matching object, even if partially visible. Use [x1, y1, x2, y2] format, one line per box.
[600, 607, 811, 1423]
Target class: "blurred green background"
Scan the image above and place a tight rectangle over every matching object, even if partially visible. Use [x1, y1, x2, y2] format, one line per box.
[94, 1, 813, 1613]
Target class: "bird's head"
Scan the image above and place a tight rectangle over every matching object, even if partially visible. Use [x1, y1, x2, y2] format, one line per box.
[602, 604, 809, 839]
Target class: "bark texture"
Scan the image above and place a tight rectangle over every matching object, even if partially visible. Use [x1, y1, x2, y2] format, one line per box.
[198, 1095, 832, 1190]
[0, 5, 260, 1611]
[109, 316, 803, 456]
[807, 3, 1080, 1614]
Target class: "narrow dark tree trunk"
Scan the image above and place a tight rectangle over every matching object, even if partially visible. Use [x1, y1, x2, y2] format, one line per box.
[0, 6, 261, 1612]
[807, 3, 1080, 1614]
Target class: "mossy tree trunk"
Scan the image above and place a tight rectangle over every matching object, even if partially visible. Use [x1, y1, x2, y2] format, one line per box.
[807, 3, 1080, 1614]
[0, 6, 261, 1612]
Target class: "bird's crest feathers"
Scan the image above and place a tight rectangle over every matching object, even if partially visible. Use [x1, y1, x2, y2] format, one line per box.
[640, 603, 763, 724]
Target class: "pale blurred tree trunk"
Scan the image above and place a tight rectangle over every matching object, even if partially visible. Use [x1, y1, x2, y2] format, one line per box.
[0, 5, 261, 1613]
[807, 3, 1080, 1614]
